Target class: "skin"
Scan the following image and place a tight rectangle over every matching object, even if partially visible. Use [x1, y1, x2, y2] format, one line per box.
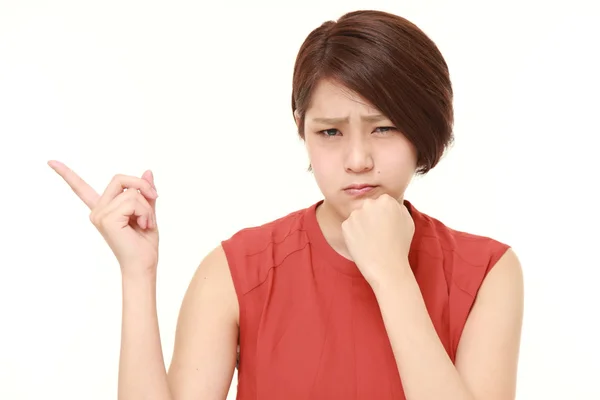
[49, 78, 523, 400]
[299, 79, 418, 259]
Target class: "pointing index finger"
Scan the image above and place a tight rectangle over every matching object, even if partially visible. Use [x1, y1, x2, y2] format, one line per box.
[48, 160, 100, 210]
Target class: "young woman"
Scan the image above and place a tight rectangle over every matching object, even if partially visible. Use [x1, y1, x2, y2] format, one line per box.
[49, 9, 523, 400]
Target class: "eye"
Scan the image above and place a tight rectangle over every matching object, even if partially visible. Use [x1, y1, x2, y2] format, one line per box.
[316, 126, 396, 138]
[374, 126, 397, 134]
[318, 128, 340, 138]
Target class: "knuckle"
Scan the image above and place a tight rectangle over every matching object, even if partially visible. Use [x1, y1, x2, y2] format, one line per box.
[89, 211, 97, 225]
[94, 212, 107, 229]
[110, 174, 122, 184]
[90, 209, 107, 227]
[97, 215, 107, 229]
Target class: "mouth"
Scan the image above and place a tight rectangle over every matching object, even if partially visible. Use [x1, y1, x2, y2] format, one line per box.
[343, 184, 378, 196]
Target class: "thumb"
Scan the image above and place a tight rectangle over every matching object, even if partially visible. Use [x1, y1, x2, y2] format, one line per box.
[141, 169, 157, 209]
[142, 170, 155, 188]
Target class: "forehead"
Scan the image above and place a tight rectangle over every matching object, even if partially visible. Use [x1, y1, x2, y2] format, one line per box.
[306, 79, 380, 116]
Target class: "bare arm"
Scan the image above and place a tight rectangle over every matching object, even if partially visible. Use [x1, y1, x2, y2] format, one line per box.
[167, 245, 239, 399]
[118, 245, 239, 400]
[46, 162, 238, 399]
[454, 248, 524, 399]
[119, 271, 172, 400]
[374, 248, 524, 400]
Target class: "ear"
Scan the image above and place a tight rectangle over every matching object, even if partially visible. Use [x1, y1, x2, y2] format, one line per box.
[293, 109, 301, 127]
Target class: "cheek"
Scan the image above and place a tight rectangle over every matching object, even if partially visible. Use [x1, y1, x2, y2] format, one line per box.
[304, 136, 319, 161]
[308, 151, 340, 192]
[387, 152, 416, 172]
[381, 138, 417, 168]
[311, 158, 335, 185]
[376, 145, 417, 186]
[306, 142, 333, 170]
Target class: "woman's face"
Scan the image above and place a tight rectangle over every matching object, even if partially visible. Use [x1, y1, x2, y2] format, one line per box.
[299, 79, 418, 220]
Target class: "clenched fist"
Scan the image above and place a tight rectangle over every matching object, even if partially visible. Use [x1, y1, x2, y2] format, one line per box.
[341, 194, 415, 287]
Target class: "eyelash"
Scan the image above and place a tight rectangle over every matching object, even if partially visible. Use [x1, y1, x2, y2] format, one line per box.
[317, 126, 397, 138]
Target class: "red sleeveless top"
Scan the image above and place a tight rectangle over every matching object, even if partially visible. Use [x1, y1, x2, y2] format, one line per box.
[221, 200, 509, 400]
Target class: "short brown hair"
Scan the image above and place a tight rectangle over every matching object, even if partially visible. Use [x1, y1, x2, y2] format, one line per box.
[291, 10, 454, 174]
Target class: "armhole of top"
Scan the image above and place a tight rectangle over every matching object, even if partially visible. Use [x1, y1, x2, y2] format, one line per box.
[449, 240, 511, 359]
[486, 242, 511, 276]
[221, 238, 247, 299]
[220, 237, 246, 372]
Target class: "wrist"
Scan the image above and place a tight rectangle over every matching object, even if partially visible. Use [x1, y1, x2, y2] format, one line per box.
[121, 270, 158, 308]
[369, 259, 413, 294]
[121, 268, 158, 291]
[120, 263, 158, 282]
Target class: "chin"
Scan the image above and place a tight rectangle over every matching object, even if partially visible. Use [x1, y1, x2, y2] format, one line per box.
[329, 197, 365, 220]
[323, 189, 399, 219]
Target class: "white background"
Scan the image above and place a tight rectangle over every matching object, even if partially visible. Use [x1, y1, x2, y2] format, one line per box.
[1, 0, 599, 399]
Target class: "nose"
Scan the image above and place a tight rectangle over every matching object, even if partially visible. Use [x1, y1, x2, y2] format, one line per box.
[344, 136, 374, 173]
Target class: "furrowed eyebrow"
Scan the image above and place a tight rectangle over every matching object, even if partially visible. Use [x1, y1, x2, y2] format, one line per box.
[311, 114, 388, 124]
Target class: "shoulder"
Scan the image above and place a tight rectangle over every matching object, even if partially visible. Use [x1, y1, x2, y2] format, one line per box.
[222, 206, 308, 249]
[408, 201, 516, 293]
[445, 226, 511, 273]
[414, 205, 511, 272]
[425, 213, 524, 325]
[442, 222, 522, 298]
[220, 204, 313, 296]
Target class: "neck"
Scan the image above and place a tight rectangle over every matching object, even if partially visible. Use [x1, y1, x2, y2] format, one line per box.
[314, 200, 353, 260]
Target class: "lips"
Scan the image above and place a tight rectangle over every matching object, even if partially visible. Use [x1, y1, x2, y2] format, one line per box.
[343, 184, 376, 190]
[343, 184, 377, 196]
[344, 184, 375, 190]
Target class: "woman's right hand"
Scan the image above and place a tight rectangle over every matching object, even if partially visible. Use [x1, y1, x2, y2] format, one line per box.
[48, 160, 160, 276]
